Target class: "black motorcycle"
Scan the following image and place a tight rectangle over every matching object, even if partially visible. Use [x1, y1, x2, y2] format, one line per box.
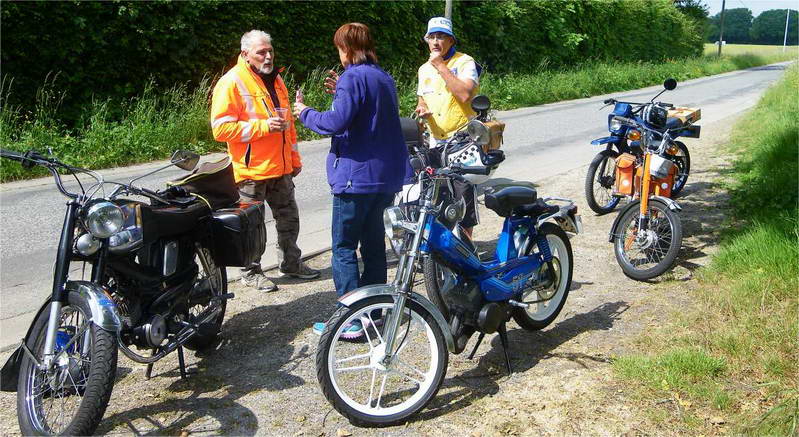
[0, 149, 264, 435]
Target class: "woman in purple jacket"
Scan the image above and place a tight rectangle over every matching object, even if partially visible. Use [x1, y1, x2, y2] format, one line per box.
[294, 23, 408, 338]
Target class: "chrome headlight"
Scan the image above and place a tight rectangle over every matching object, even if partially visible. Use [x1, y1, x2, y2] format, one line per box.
[75, 233, 101, 256]
[609, 116, 624, 133]
[466, 120, 490, 146]
[383, 206, 406, 240]
[85, 201, 124, 239]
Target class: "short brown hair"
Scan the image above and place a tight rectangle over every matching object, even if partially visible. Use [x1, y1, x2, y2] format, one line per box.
[333, 22, 378, 66]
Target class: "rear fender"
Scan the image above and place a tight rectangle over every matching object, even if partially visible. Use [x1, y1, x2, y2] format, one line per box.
[339, 284, 456, 352]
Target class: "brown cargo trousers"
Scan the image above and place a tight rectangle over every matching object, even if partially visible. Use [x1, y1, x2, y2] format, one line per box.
[238, 175, 302, 274]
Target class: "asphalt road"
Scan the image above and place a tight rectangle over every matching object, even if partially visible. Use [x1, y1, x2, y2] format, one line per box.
[0, 62, 789, 351]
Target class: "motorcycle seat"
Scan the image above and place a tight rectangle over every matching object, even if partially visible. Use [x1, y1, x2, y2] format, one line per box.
[484, 184, 537, 217]
[141, 201, 211, 241]
[513, 198, 560, 219]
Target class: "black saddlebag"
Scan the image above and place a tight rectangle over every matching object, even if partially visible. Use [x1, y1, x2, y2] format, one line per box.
[211, 201, 266, 267]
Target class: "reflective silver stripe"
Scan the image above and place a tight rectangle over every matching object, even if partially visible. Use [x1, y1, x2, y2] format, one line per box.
[211, 115, 238, 129]
[240, 121, 253, 143]
[292, 143, 298, 152]
[233, 75, 258, 119]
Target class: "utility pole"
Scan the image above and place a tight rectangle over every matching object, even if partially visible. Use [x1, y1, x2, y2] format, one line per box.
[445, 0, 453, 19]
[717, 0, 726, 57]
[784, 9, 791, 53]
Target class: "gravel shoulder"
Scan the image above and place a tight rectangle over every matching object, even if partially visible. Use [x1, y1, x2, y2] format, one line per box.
[0, 115, 738, 436]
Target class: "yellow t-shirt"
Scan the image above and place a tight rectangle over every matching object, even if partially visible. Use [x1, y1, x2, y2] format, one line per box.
[417, 52, 480, 140]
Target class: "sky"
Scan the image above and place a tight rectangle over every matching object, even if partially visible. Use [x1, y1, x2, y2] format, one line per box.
[704, 0, 797, 17]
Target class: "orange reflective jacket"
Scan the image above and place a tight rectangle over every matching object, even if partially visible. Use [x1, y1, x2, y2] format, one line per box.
[211, 56, 301, 183]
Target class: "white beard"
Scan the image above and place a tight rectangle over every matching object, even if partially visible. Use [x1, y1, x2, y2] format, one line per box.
[258, 63, 274, 74]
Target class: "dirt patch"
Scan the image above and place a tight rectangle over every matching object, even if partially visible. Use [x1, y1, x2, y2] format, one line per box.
[0, 116, 738, 436]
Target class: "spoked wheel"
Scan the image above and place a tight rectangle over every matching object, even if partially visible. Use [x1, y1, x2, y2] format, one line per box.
[585, 150, 621, 215]
[316, 295, 448, 426]
[512, 223, 573, 330]
[667, 141, 691, 196]
[613, 199, 682, 281]
[17, 292, 117, 436]
[183, 246, 227, 351]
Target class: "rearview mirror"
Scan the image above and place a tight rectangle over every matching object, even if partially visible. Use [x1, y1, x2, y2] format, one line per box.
[171, 150, 200, 171]
[663, 78, 677, 91]
[471, 95, 491, 113]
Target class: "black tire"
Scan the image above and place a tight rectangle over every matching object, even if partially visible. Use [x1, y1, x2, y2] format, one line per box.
[17, 291, 118, 436]
[184, 247, 227, 351]
[585, 150, 621, 215]
[316, 295, 448, 427]
[422, 257, 452, 321]
[512, 223, 574, 331]
[668, 141, 691, 197]
[613, 199, 682, 281]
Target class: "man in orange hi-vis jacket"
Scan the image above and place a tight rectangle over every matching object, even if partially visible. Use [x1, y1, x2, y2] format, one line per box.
[211, 30, 319, 292]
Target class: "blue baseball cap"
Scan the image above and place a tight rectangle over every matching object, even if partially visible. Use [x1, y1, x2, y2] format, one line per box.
[426, 17, 455, 39]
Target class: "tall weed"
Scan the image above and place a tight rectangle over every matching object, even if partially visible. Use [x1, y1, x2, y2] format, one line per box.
[1, 51, 796, 182]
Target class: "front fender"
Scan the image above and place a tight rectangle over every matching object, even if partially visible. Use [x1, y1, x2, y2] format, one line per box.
[608, 198, 681, 242]
[67, 281, 122, 333]
[339, 284, 456, 352]
[1, 281, 121, 392]
[591, 136, 623, 146]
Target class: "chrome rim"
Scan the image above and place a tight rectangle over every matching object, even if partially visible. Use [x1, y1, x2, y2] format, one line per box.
[522, 233, 570, 321]
[24, 304, 92, 434]
[618, 204, 675, 271]
[593, 155, 617, 208]
[327, 302, 441, 417]
[189, 247, 224, 321]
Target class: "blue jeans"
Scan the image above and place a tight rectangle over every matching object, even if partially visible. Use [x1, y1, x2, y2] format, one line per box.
[331, 192, 395, 297]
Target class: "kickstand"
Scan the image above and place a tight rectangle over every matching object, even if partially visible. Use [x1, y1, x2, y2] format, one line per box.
[497, 323, 513, 374]
[177, 345, 197, 379]
[468, 332, 485, 360]
[145, 348, 156, 380]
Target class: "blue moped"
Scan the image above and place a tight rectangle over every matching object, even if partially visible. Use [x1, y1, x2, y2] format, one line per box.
[315, 97, 582, 426]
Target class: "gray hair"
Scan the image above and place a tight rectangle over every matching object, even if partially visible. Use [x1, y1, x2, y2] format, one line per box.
[240, 30, 272, 52]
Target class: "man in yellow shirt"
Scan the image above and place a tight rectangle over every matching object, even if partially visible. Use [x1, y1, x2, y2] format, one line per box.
[415, 17, 481, 238]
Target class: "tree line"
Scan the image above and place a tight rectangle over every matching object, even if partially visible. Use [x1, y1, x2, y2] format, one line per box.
[706, 8, 798, 45]
[1, 0, 702, 128]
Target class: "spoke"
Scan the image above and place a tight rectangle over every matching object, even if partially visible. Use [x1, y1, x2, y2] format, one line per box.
[361, 318, 376, 352]
[389, 368, 423, 386]
[366, 368, 377, 407]
[395, 357, 427, 379]
[335, 352, 371, 365]
[376, 374, 388, 409]
[335, 364, 372, 374]
[394, 321, 417, 356]
[364, 312, 383, 344]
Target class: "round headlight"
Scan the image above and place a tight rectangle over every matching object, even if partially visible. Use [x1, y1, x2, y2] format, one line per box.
[609, 117, 623, 133]
[383, 206, 405, 240]
[85, 201, 124, 238]
[466, 120, 490, 145]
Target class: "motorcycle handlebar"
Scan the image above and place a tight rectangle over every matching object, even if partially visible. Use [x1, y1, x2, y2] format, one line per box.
[450, 163, 491, 175]
[0, 149, 25, 162]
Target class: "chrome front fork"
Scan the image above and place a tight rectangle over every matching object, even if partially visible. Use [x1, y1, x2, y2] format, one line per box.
[40, 301, 64, 368]
[383, 205, 432, 361]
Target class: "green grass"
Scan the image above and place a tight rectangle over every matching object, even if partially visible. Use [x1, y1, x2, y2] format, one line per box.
[2, 50, 797, 182]
[704, 43, 799, 56]
[613, 65, 799, 435]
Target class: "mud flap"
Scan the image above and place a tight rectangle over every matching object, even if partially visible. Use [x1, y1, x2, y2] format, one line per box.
[0, 347, 23, 392]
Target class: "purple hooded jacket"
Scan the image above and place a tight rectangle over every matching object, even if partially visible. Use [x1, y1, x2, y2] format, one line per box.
[299, 63, 408, 194]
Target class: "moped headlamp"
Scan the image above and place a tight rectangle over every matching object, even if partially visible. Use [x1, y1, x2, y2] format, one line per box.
[75, 233, 101, 256]
[609, 116, 624, 133]
[383, 206, 406, 240]
[466, 120, 490, 146]
[85, 201, 124, 239]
